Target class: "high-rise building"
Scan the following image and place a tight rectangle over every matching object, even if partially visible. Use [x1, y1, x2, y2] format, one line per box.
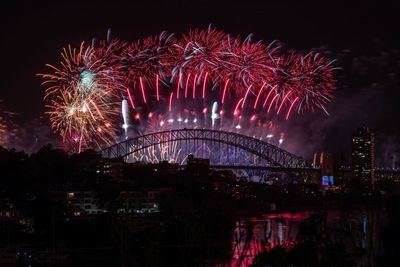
[351, 127, 376, 189]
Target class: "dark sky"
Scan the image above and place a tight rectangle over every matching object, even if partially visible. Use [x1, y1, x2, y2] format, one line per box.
[1, 0, 399, 164]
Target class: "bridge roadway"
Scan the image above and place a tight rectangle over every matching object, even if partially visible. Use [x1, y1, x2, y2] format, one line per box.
[209, 165, 320, 172]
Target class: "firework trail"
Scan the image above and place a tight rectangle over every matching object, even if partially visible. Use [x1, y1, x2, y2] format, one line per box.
[121, 99, 129, 137]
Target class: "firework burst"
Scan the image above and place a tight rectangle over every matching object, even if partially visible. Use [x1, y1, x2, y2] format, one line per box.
[38, 41, 123, 152]
[268, 51, 336, 117]
[219, 35, 280, 96]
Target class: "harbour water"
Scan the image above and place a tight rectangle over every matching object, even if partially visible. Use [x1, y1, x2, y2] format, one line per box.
[3, 209, 383, 267]
[211, 209, 381, 266]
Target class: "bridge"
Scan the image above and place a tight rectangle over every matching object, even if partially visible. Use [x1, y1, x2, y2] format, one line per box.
[102, 128, 316, 173]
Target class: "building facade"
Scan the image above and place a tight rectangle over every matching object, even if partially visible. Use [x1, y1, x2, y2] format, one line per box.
[66, 191, 107, 216]
[313, 152, 334, 185]
[351, 127, 376, 189]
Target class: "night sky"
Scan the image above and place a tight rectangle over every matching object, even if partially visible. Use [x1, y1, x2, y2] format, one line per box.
[1, 0, 399, 165]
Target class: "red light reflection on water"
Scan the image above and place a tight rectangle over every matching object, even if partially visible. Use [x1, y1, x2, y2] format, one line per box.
[213, 211, 339, 267]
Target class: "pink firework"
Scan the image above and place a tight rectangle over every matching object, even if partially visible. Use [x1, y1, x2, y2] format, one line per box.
[177, 27, 227, 75]
[266, 52, 336, 117]
[291, 52, 336, 114]
[125, 32, 177, 81]
[123, 32, 178, 104]
[172, 27, 231, 99]
[219, 35, 280, 96]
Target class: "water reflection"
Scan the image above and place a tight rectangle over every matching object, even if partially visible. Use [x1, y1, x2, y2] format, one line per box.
[213, 210, 380, 267]
[8, 210, 381, 267]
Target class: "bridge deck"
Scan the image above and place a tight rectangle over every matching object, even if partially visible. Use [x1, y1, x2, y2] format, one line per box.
[210, 165, 319, 172]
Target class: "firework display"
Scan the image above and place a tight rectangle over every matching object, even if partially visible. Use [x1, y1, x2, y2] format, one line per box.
[39, 27, 336, 153]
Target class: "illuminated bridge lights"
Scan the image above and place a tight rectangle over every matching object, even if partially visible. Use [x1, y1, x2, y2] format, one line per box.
[101, 128, 313, 170]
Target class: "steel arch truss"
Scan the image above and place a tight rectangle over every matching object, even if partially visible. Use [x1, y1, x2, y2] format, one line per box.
[101, 129, 311, 169]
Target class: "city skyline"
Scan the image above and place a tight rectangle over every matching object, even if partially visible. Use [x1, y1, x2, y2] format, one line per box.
[1, 2, 400, 266]
[0, 1, 399, 166]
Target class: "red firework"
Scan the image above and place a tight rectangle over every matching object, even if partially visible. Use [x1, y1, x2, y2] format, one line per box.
[291, 52, 336, 113]
[171, 27, 230, 100]
[219, 35, 279, 96]
[126, 32, 177, 81]
[267, 51, 336, 116]
[123, 32, 178, 105]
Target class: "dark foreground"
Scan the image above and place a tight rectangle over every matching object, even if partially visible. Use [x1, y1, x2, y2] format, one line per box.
[1, 146, 400, 266]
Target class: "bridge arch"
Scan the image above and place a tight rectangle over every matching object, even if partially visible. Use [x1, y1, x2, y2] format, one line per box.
[101, 128, 311, 169]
